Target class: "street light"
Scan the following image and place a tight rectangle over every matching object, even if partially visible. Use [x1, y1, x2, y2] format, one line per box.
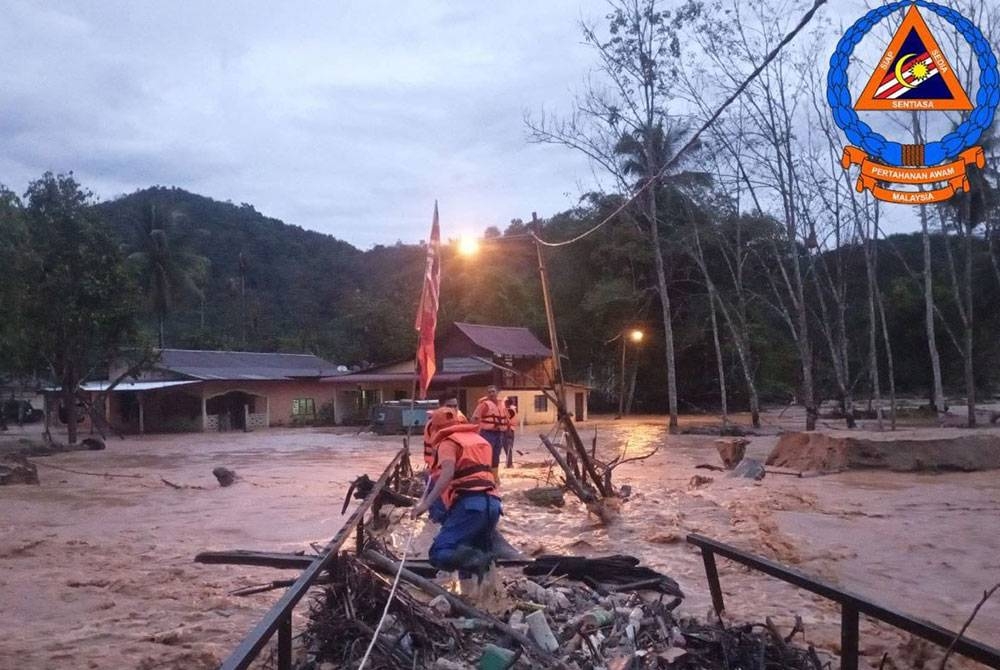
[616, 328, 644, 419]
[457, 236, 480, 257]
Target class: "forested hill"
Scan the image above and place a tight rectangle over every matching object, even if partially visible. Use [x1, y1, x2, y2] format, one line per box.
[97, 187, 372, 360]
[91, 186, 1000, 414]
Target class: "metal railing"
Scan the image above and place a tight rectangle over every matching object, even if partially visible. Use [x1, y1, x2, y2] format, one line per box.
[219, 448, 408, 670]
[688, 533, 1000, 670]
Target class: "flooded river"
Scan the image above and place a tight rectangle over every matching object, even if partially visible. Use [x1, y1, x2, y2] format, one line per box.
[1, 416, 997, 669]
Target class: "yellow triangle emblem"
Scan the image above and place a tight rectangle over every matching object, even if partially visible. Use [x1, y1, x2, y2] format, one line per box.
[854, 5, 972, 111]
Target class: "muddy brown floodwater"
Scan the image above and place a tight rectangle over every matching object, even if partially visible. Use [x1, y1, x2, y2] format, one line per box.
[1, 414, 998, 669]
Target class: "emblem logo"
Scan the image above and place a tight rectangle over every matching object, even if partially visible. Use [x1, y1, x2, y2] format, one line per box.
[827, 1, 998, 204]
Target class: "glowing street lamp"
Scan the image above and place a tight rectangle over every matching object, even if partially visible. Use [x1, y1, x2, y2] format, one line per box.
[457, 236, 480, 257]
[617, 328, 644, 418]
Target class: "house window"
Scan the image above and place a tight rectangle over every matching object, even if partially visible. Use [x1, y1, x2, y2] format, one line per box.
[534, 395, 548, 412]
[292, 398, 316, 417]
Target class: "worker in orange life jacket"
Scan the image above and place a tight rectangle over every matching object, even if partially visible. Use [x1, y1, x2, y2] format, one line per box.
[420, 396, 466, 524]
[411, 407, 501, 578]
[472, 385, 508, 480]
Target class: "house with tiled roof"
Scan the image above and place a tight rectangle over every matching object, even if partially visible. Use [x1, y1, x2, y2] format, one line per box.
[325, 322, 589, 425]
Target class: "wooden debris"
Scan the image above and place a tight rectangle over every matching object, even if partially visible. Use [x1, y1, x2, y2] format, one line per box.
[714, 437, 748, 469]
[194, 549, 315, 570]
[0, 454, 39, 485]
[523, 486, 565, 508]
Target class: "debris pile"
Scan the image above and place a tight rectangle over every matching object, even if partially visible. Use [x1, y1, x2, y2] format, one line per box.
[300, 551, 828, 669]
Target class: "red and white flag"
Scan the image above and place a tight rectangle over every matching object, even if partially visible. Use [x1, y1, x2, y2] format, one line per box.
[414, 202, 441, 399]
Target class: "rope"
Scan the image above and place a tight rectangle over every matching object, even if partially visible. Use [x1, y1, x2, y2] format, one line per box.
[533, 0, 828, 248]
[356, 526, 415, 670]
[827, 1, 999, 166]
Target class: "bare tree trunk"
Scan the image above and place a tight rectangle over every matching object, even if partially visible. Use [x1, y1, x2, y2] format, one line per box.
[864, 235, 884, 431]
[963, 216, 976, 426]
[690, 217, 760, 428]
[708, 290, 728, 431]
[62, 372, 78, 445]
[919, 205, 947, 413]
[158, 314, 164, 349]
[648, 171, 678, 430]
[912, 115, 947, 415]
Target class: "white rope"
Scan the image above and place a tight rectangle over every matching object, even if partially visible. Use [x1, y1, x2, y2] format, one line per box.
[356, 526, 415, 670]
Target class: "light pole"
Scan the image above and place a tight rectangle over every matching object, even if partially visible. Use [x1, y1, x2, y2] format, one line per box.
[616, 329, 644, 419]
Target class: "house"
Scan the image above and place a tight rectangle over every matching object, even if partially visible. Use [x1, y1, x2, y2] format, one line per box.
[76, 349, 344, 434]
[325, 322, 589, 425]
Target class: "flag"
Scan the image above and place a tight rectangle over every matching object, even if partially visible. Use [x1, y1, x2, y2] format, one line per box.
[415, 202, 441, 399]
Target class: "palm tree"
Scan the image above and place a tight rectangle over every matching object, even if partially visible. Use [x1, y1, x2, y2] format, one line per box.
[128, 204, 209, 348]
[614, 122, 711, 429]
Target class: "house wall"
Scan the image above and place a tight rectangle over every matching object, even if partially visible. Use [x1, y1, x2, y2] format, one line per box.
[463, 386, 588, 426]
[199, 380, 336, 427]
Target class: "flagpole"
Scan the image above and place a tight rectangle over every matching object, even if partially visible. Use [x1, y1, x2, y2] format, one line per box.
[408, 201, 441, 467]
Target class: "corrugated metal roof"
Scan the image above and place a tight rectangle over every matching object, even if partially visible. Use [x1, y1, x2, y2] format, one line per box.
[442, 357, 493, 373]
[453, 322, 551, 358]
[157, 349, 343, 381]
[80, 380, 200, 392]
[322, 372, 475, 385]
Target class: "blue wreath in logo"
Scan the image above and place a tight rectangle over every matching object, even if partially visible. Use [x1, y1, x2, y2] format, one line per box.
[827, 0, 999, 167]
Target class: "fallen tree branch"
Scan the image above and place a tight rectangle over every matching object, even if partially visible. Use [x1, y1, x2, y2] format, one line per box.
[160, 477, 205, 490]
[34, 461, 144, 479]
[540, 434, 596, 503]
[938, 582, 1000, 670]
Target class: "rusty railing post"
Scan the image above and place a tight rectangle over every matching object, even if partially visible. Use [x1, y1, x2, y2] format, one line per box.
[841, 604, 859, 670]
[277, 613, 291, 670]
[701, 547, 725, 616]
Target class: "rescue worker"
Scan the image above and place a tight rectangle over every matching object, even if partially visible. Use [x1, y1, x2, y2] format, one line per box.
[501, 396, 517, 468]
[411, 407, 501, 578]
[419, 397, 466, 524]
[471, 385, 508, 480]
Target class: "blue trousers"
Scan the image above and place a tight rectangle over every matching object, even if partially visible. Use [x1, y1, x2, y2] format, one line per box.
[481, 430, 504, 468]
[429, 493, 502, 575]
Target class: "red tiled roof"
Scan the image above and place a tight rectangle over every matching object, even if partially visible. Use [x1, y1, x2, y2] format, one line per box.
[453, 322, 551, 358]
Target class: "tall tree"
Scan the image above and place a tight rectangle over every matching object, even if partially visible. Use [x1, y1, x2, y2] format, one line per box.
[127, 204, 208, 348]
[18, 173, 140, 444]
[527, 0, 701, 430]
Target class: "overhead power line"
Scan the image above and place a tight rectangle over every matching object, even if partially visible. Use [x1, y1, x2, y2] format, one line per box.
[533, 0, 828, 248]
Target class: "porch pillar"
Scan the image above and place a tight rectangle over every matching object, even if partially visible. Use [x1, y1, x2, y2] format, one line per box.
[201, 394, 208, 432]
[265, 395, 270, 428]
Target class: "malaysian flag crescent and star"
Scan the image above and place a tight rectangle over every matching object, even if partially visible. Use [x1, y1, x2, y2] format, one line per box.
[854, 5, 971, 112]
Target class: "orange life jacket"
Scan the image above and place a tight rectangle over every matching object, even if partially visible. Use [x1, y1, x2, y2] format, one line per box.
[474, 397, 509, 432]
[432, 423, 498, 509]
[502, 397, 517, 433]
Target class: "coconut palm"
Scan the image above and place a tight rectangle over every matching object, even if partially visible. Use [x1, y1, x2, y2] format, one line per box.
[128, 204, 209, 348]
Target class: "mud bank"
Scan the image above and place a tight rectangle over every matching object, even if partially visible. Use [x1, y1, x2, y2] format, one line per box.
[768, 429, 1000, 472]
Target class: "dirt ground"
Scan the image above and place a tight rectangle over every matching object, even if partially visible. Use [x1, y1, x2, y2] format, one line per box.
[1, 413, 998, 669]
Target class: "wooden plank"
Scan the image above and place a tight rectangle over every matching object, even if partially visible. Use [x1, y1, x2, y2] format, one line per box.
[194, 550, 315, 570]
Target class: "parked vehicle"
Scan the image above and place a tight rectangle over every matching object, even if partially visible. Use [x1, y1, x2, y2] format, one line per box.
[1, 399, 44, 424]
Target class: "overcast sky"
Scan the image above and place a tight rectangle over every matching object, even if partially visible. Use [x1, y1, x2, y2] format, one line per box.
[0, 1, 621, 247]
